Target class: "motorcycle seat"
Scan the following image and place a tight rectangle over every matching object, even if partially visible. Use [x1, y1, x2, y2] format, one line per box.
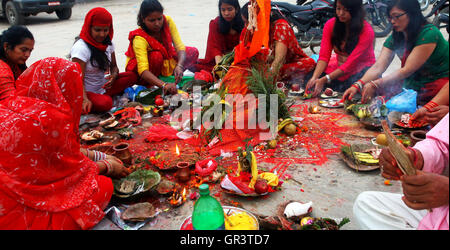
[272, 2, 312, 13]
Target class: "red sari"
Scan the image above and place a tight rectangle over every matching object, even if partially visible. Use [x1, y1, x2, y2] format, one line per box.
[0, 57, 113, 230]
[0, 59, 23, 102]
[195, 17, 241, 72]
[269, 19, 316, 81]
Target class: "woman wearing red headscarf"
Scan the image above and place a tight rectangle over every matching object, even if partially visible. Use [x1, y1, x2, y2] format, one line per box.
[71, 7, 138, 114]
[0, 57, 128, 230]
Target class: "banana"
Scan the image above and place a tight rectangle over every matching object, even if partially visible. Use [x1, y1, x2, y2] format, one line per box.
[248, 152, 258, 189]
[353, 152, 379, 164]
[277, 118, 294, 132]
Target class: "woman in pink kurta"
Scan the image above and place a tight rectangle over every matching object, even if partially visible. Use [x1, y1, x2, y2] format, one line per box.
[305, 0, 375, 96]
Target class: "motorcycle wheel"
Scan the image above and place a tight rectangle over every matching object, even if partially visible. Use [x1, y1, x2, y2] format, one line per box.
[367, 7, 392, 38]
[419, 0, 430, 11]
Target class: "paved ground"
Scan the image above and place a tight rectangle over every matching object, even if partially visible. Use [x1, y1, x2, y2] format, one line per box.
[1, 0, 446, 230]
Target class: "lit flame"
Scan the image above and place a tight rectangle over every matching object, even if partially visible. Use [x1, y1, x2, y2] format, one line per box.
[182, 187, 187, 201]
[175, 144, 180, 156]
[170, 187, 187, 206]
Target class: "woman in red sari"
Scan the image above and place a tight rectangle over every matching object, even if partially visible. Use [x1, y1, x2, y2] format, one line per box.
[240, 2, 316, 84]
[195, 0, 244, 73]
[0, 57, 128, 230]
[0, 26, 34, 102]
[125, 0, 199, 95]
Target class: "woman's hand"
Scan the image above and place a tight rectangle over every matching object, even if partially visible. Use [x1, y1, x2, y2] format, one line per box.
[401, 171, 449, 210]
[163, 82, 178, 95]
[305, 77, 326, 97]
[410, 107, 428, 122]
[425, 105, 449, 126]
[305, 77, 318, 94]
[82, 98, 92, 114]
[103, 72, 118, 90]
[103, 156, 130, 179]
[174, 65, 184, 84]
[342, 86, 358, 101]
[361, 82, 377, 104]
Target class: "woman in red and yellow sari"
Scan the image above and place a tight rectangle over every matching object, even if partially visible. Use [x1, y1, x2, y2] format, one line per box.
[0, 58, 128, 230]
[125, 0, 199, 95]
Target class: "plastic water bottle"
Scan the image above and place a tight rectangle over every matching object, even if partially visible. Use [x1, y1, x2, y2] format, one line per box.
[192, 184, 225, 230]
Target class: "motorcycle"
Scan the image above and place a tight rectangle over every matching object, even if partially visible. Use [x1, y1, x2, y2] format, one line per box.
[271, 0, 335, 53]
[427, 0, 449, 34]
[363, 0, 392, 37]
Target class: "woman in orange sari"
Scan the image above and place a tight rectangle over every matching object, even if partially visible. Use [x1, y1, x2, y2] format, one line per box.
[0, 58, 128, 230]
[207, 0, 292, 155]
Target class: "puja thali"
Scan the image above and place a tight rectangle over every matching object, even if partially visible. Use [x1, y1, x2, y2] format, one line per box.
[319, 98, 344, 108]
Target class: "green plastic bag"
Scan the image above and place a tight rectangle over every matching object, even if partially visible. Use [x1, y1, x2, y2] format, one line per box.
[159, 75, 195, 88]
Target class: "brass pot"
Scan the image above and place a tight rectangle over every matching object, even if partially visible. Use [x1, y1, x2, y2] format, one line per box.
[113, 142, 132, 166]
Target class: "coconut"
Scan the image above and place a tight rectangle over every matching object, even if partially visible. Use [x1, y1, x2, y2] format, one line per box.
[284, 123, 297, 136]
[267, 139, 277, 149]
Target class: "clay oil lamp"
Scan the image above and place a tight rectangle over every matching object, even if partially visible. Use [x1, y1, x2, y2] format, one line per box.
[177, 162, 191, 182]
[175, 144, 191, 182]
[169, 187, 187, 207]
[113, 142, 132, 165]
[308, 104, 320, 114]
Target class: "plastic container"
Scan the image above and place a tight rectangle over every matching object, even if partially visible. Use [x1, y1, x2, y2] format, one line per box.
[192, 184, 225, 230]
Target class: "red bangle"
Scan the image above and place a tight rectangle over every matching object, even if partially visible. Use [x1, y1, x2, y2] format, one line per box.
[407, 147, 419, 167]
[351, 84, 361, 92]
[100, 160, 113, 175]
[424, 101, 438, 111]
[357, 80, 365, 86]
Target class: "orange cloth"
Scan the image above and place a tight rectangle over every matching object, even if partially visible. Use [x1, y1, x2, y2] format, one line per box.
[234, 0, 271, 64]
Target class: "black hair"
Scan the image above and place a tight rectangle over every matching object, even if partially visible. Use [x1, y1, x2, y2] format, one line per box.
[137, 0, 164, 34]
[218, 0, 244, 34]
[73, 34, 112, 72]
[387, 0, 428, 52]
[242, 2, 285, 24]
[331, 0, 365, 55]
[0, 25, 34, 71]
[87, 36, 112, 71]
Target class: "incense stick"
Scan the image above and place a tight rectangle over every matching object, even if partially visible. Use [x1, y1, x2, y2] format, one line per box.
[381, 120, 416, 176]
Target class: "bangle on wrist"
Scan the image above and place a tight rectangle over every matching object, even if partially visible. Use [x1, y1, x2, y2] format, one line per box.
[176, 64, 184, 70]
[325, 74, 331, 84]
[357, 79, 365, 86]
[424, 101, 438, 111]
[92, 150, 107, 162]
[370, 80, 380, 89]
[407, 147, 419, 167]
[99, 160, 113, 175]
